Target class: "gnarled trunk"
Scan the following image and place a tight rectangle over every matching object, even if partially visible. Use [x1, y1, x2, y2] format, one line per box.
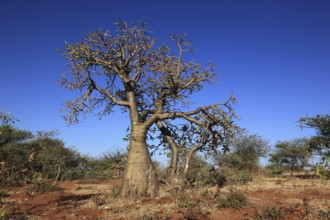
[121, 128, 159, 198]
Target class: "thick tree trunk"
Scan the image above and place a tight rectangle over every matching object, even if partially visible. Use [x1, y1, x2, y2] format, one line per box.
[121, 128, 159, 198]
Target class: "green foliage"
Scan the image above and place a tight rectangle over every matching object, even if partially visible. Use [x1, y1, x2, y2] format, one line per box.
[215, 133, 269, 172]
[0, 122, 130, 185]
[269, 138, 311, 172]
[300, 114, 330, 163]
[254, 205, 287, 220]
[0, 125, 33, 147]
[0, 125, 90, 185]
[216, 187, 248, 210]
[315, 165, 330, 179]
[33, 136, 86, 180]
[185, 156, 226, 188]
[300, 114, 330, 147]
[88, 150, 127, 179]
[209, 133, 267, 186]
[223, 169, 253, 185]
[184, 155, 253, 188]
[0, 125, 35, 185]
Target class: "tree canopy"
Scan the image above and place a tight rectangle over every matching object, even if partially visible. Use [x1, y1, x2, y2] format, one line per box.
[300, 114, 330, 157]
[269, 138, 311, 172]
[215, 133, 269, 171]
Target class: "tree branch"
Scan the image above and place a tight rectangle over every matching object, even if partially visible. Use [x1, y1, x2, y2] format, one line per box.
[94, 84, 130, 107]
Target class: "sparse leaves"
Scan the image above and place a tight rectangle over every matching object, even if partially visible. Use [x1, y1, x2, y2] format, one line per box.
[60, 20, 239, 194]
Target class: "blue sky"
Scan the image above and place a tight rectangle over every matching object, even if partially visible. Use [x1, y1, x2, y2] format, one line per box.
[1, 0, 329, 161]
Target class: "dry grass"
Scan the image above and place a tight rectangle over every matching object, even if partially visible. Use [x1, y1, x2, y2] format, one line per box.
[2, 175, 330, 219]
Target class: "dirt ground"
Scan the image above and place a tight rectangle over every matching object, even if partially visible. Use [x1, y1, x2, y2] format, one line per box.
[1, 176, 330, 219]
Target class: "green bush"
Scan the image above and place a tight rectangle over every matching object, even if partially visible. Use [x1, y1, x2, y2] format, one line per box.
[0, 125, 35, 185]
[87, 150, 127, 180]
[184, 156, 254, 188]
[217, 188, 248, 210]
[223, 168, 253, 185]
[214, 134, 269, 172]
[185, 156, 226, 188]
[33, 136, 89, 181]
[0, 126, 91, 185]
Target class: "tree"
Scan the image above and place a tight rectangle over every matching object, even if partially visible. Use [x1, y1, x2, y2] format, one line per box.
[60, 20, 238, 198]
[148, 119, 239, 186]
[0, 125, 34, 184]
[215, 133, 269, 171]
[300, 114, 330, 161]
[0, 110, 17, 126]
[269, 138, 311, 173]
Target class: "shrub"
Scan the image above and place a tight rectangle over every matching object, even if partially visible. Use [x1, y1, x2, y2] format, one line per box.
[223, 168, 253, 185]
[0, 125, 35, 185]
[87, 150, 127, 180]
[217, 187, 248, 210]
[254, 205, 287, 220]
[185, 156, 226, 188]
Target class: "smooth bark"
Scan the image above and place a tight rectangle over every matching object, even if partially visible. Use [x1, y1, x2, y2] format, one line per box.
[121, 128, 159, 198]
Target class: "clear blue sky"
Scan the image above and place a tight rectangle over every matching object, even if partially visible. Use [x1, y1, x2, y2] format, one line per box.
[1, 0, 329, 160]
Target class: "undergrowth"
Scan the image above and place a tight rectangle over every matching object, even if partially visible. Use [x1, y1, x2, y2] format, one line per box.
[216, 187, 248, 210]
[26, 182, 63, 196]
[254, 205, 287, 220]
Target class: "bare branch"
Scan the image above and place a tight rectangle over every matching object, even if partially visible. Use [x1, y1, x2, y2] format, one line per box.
[94, 84, 130, 107]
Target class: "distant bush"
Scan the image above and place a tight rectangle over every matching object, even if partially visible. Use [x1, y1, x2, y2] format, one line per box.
[221, 167, 253, 185]
[269, 138, 311, 174]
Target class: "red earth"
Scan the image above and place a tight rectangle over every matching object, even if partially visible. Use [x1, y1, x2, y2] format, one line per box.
[1, 176, 330, 219]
